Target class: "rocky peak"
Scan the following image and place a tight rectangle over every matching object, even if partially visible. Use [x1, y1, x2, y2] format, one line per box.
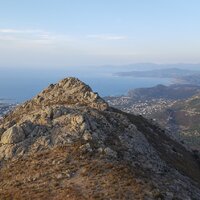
[32, 77, 108, 111]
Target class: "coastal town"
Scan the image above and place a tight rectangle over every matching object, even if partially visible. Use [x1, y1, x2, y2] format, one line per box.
[106, 97, 175, 118]
[0, 100, 16, 118]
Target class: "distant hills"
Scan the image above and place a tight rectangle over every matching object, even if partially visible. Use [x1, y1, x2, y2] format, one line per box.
[176, 74, 200, 85]
[116, 67, 200, 86]
[105, 84, 200, 104]
[127, 84, 200, 101]
[116, 67, 200, 78]
[103, 63, 200, 71]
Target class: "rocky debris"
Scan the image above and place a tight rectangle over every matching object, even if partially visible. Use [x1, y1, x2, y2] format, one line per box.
[82, 130, 93, 141]
[103, 147, 117, 158]
[79, 143, 93, 153]
[0, 77, 200, 199]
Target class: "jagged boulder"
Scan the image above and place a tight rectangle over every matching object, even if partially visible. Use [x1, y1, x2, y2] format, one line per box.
[33, 77, 109, 111]
[1, 125, 25, 144]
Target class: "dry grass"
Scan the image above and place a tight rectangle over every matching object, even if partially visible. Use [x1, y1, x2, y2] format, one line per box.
[0, 145, 152, 200]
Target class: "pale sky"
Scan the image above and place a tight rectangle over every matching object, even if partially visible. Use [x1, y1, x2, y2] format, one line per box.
[0, 0, 200, 68]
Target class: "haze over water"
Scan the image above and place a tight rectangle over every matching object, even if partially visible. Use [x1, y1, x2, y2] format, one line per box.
[0, 67, 171, 103]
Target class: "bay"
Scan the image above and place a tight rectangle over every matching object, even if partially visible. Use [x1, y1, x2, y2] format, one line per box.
[0, 68, 172, 103]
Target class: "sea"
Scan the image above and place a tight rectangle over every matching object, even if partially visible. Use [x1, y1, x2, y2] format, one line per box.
[0, 67, 172, 103]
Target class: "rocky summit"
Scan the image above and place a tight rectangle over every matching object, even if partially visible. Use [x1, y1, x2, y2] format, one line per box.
[0, 77, 200, 200]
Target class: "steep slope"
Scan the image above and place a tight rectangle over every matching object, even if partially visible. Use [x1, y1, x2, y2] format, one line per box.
[0, 77, 200, 199]
[151, 94, 200, 150]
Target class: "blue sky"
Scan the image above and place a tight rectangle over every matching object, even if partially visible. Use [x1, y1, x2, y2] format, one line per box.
[0, 0, 200, 68]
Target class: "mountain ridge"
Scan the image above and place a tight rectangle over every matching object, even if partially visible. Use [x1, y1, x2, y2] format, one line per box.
[0, 77, 200, 199]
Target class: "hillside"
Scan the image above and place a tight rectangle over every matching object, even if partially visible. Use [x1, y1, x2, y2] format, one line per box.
[0, 78, 200, 199]
[151, 94, 200, 150]
[176, 74, 200, 85]
[127, 84, 200, 101]
[105, 84, 200, 118]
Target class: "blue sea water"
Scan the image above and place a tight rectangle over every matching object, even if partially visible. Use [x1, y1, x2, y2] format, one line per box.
[0, 68, 172, 103]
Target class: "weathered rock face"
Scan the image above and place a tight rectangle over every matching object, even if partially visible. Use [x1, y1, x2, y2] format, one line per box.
[1, 125, 25, 144]
[33, 77, 108, 111]
[0, 77, 200, 199]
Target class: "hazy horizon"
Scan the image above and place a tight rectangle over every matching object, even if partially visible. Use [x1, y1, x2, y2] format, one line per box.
[1, 0, 200, 69]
